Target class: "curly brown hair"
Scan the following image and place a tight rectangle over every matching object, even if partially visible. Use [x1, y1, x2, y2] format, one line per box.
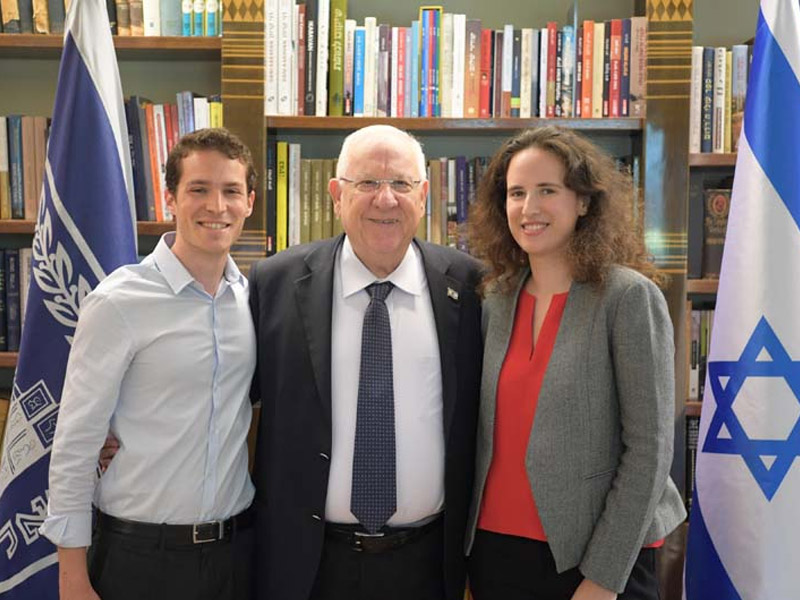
[468, 126, 662, 294]
[166, 127, 257, 194]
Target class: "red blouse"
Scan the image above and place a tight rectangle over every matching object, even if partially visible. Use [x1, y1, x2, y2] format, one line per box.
[477, 290, 568, 541]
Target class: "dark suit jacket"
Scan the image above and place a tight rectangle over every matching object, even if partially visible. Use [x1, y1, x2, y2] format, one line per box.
[249, 235, 483, 600]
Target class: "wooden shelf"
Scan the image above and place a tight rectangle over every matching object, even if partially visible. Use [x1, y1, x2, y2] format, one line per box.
[687, 279, 719, 294]
[0, 33, 221, 59]
[0, 220, 174, 235]
[686, 401, 702, 417]
[0, 353, 18, 368]
[689, 153, 737, 167]
[266, 116, 644, 132]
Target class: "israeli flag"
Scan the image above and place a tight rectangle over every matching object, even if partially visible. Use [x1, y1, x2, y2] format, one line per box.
[0, 0, 137, 596]
[684, 1, 800, 598]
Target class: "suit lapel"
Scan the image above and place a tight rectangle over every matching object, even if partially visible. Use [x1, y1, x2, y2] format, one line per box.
[418, 242, 461, 442]
[295, 236, 343, 420]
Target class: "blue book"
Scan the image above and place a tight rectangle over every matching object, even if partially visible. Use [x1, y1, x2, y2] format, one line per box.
[621, 19, 631, 116]
[182, 0, 192, 35]
[0, 249, 6, 351]
[404, 27, 412, 117]
[193, 0, 204, 35]
[5, 249, 20, 352]
[6, 116, 24, 220]
[432, 10, 440, 117]
[205, 0, 217, 36]
[353, 27, 366, 116]
[420, 12, 429, 117]
[410, 20, 420, 117]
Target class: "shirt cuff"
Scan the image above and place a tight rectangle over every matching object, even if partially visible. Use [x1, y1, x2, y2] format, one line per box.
[39, 511, 93, 548]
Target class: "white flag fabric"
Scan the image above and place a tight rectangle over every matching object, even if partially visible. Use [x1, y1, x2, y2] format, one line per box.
[684, 1, 800, 598]
[0, 0, 137, 596]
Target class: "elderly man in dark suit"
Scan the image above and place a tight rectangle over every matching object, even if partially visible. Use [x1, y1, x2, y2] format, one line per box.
[248, 124, 483, 600]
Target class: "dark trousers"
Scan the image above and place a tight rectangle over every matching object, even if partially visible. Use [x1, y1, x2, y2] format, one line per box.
[309, 518, 445, 600]
[87, 517, 254, 600]
[468, 529, 660, 600]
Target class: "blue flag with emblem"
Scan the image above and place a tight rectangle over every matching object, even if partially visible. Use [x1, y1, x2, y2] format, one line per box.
[0, 0, 137, 595]
[684, 1, 800, 598]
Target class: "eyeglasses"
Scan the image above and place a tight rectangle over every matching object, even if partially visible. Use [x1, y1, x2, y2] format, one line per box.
[338, 177, 422, 195]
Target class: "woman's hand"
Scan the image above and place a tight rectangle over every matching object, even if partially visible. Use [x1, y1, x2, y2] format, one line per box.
[569, 578, 618, 600]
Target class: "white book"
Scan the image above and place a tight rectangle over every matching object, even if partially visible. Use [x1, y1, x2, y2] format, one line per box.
[153, 105, 171, 221]
[712, 46, 726, 153]
[391, 26, 400, 117]
[520, 28, 533, 118]
[264, 0, 279, 115]
[502, 24, 513, 103]
[315, 0, 330, 116]
[689, 46, 704, 153]
[539, 27, 548, 118]
[291, 3, 299, 115]
[289, 143, 302, 246]
[592, 21, 605, 118]
[440, 13, 453, 118]
[363, 17, 377, 117]
[143, 0, 161, 35]
[344, 19, 356, 114]
[451, 14, 466, 118]
[277, 0, 293, 115]
[193, 97, 210, 129]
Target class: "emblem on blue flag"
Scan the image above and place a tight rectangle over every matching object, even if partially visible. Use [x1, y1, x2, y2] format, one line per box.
[0, 0, 137, 596]
[685, 1, 800, 599]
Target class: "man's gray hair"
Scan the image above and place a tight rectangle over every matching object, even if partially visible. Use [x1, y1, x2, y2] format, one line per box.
[336, 125, 427, 181]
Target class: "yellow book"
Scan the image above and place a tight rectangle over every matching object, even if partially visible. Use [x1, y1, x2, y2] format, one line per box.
[276, 141, 288, 252]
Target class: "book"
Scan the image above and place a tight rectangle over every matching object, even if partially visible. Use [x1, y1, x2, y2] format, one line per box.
[700, 47, 714, 153]
[327, 0, 346, 116]
[451, 14, 466, 118]
[686, 415, 700, 511]
[48, 0, 66, 33]
[609, 19, 622, 117]
[116, 0, 131, 35]
[315, 0, 330, 116]
[620, 19, 631, 116]
[581, 20, 594, 118]
[629, 16, 647, 117]
[712, 46, 727, 153]
[5, 249, 20, 352]
[288, 143, 301, 247]
[731, 44, 749, 152]
[343, 18, 355, 116]
[21, 116, 37, 220]
[321, 158, 334, 238]
[2, 0, 22, 32]
[510, 28, 521, 118]
[265, 137, 276, 255]
[561, 25, 574, 117]
[300, 158, 312, 244]
[0, 118, 10, 221]
[129, 0, 144, 35]
[353, 26, 365, 116]
[142, 0, 160, 35]
[689, 46, 704, 153]
[702, 188, 731, 278]
[277, 0, 293, 115]
[0, 250, 5, 350]
[479, 28, 492, 118]
[276, 141, 288, 251]
[6, 116, 24, 220]
[440, 13, 452, 118]
[303, 0, 317, 116]
[310, 159, 323, 241]
[160, 0, 181, 35]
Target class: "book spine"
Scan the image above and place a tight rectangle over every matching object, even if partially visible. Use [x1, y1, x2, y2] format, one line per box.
[602, 21, 611, 117]
[440, 13, 452, 118]
[629, 16, 647, 117]
[581, 20, 594, 118]
[545, 21, 556, 117]
[0, 250, 6, 351]
[561, 25, 574, 118]
[5, 250, 20, 352]
[510, 28, 521, 118]
[353, 27, 366, 116]
[159, 0, 181, 35]
[300, 159, 312, 244]
[364, 16, 377, 117]
[609, 19, 622, 117]
[731, 44, 749, 152]
[205, 0, 217, 36]
[310, 159, 322, 241]
[7, 116, 24, 220]
[276, 141, 288, 252]
[181, 0, 191, 35]
[554, 29, 562, 117]
[327, 0, 346, 117]
[501, 24, 513, 117]
[620, 18, 631, 116]
[47, 0, 66, 33]
[519, 28, 532, 118]
[192, 0, 204, 35]
[538, 28, 547, 118]
[712, 46, 726, 153]
[479, 29, 492, 118]
[724, 50, 732, 153]
[574, 25, 583, 117]
[592, 21, 605, 118]
[0, 117, 11, 221]
[265, 138, 276, 255]
[376, 24, 390, 117]
[143, 0, 160, 36]
[395, 27, 406, 118]
[288, 143, 301, 247]
[530, 29, 539, 117]
[116, 0, 131, 35]
[315, 0, 330, 116]
[277, 0, 293, 115]
[343, 19, 356, 116]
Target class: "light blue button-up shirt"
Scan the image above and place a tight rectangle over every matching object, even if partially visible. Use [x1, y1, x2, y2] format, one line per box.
[41, 233, 256, 548]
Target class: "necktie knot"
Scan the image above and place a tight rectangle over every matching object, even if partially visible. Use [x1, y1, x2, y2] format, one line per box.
[367, 281, 394, 302]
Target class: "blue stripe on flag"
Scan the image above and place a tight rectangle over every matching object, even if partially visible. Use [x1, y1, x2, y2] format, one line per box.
[744, 9, 800, 231]
[685, 492, 742, 600]
[47, 34, 136, 274]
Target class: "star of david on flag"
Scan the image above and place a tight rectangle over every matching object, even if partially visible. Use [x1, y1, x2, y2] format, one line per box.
[0, 0, 137, 596]
[684, 1, 800, 598]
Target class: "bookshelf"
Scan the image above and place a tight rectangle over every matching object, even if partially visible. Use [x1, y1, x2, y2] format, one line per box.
[0, 220, 175, 236]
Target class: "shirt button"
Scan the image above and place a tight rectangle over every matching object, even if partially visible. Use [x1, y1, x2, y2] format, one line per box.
[312, 513, 322, 521]
[319, 452, 330, 461]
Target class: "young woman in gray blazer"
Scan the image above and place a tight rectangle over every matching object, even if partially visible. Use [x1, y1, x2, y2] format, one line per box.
[465, 126, 686, 600]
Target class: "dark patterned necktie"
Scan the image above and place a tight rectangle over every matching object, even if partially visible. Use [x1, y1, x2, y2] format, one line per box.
[351, 281, 397, 533]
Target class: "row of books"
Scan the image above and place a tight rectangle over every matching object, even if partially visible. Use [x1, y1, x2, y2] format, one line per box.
[0, 0, 221, 36]
[687, 187, 731, 279]
[0, 248, 32, 353]
[125, 92, 222, 222]
[265, 140, 490, 255]
[689, 44, 752, 154]
[688, 307, 716, 403]
[266, 1, 648, 119]
[0, 115, 48, 221]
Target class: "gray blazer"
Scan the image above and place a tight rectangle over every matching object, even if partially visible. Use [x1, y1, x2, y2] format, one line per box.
[465, 265, 686, 593]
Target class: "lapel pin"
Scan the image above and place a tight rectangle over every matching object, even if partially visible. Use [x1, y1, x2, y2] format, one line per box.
[447, 287, 459, 301]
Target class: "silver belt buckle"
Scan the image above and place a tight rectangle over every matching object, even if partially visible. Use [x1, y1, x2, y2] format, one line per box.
[192, 520, 224, 544]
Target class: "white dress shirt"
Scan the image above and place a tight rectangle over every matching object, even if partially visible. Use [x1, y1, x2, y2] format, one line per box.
[41, 233, 256, 548]
[326, 237, 444, 526]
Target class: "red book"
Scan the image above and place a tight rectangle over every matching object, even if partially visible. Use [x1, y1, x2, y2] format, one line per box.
[297, 3, 306, 115]
[144, 104, 163, 222]
[169, 103, 180, 148]
[163, 104, 175, 152]
[546, 21, 557, 117]
[479, 28, 493, 117]
[609, 19, 623, 117]
[581, 20, 594, 118]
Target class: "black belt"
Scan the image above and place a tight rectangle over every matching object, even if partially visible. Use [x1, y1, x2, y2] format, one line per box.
[96, 506, 254, 547]
[325, 515, 442, 553]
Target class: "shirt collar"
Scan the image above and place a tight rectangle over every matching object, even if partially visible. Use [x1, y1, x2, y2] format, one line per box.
[339, 236, 424, 299]
[153, 232, 245, 295]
